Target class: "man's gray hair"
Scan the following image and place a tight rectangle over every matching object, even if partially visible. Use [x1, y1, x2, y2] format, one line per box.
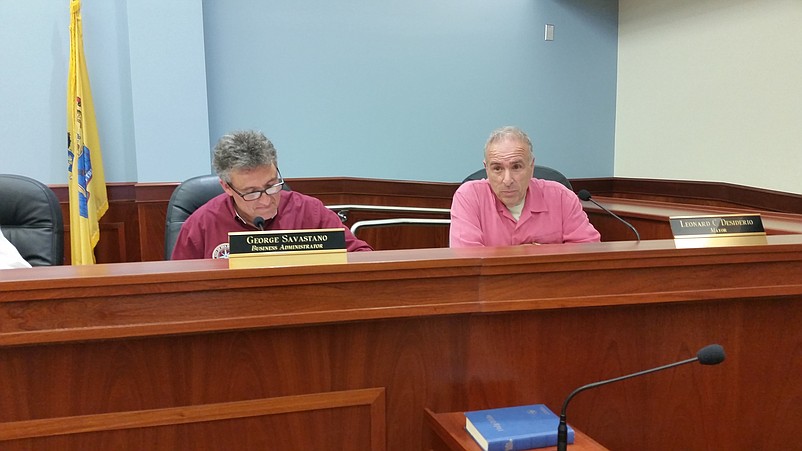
[212, 130, 278, 182]
[484, 126, 534, 156]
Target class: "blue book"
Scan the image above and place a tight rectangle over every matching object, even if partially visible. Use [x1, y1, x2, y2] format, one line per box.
[464, 404, 574, 451]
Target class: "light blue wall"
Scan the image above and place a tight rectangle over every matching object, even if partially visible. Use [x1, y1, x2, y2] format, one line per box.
[1, 0, 210, 185]
[1, 0, 616, 185]
[1, 0, 81, 184]
[127, 0, 211, 183]
[203, 0, 618, 182]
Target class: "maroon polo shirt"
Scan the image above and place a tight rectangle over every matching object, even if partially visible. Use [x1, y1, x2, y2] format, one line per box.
[171, 191, 372, 260]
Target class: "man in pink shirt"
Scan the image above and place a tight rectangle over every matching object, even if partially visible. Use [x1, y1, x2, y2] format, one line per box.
[450, 126, 600, 247]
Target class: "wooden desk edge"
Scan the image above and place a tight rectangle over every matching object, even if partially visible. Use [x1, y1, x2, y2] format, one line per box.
[424, 409, 609, 451]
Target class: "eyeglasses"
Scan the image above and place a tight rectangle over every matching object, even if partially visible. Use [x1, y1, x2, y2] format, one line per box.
[226, 169, 285, 201]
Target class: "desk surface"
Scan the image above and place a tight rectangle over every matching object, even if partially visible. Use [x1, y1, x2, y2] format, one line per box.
[2, 235, 802, 346]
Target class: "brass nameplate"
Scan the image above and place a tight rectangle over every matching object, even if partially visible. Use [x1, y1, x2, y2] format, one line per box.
[669, 214, 766, 248]
[229, 228, 346, 254]
[227, 228, 347, 268]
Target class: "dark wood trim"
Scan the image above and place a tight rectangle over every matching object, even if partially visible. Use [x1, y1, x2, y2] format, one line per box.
[287, 177, 457, 206]
[49, 177, 802, 214]
[47, 177, 802, 264]
[572, 177, 802, 213]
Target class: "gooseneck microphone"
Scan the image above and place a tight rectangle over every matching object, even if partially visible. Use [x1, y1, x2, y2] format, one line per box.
[556, 344, 725, 451]
[253, 216, 266, 231]
[577, 189, 641, 242]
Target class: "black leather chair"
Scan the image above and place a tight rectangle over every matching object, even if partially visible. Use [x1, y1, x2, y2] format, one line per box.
[462, 165, 573, 190]
[164, 175, 224, 260]
[164, 174, 291, 259]
[0, 174, 64, 266]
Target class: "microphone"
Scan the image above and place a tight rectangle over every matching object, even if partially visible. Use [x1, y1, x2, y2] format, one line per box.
[556, 344, 725, 451]
[577, 189, 641, 242]
[253, 216, 266, 231]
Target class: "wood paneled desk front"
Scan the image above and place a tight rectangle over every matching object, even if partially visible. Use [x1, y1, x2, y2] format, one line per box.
[2, 236, 802, 450]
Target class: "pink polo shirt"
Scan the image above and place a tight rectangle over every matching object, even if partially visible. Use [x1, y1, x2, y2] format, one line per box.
[449, 178, 600, 247]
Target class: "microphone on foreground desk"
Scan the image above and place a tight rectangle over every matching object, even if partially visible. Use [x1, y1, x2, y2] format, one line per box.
[556, 343, 725, 451]
[577, 189, 641, 242]
[253, 216, 266, 231]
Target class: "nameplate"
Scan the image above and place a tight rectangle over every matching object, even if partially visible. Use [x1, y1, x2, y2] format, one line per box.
[228, 228, 347, 268]
[669, 214, 767, 248]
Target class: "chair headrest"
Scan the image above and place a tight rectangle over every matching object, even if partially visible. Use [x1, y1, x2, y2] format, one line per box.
[166, 175, 226, 224]
[0, 174, 64, 266]
[163, 174, 294, 260]
[461, 165, 573, 190]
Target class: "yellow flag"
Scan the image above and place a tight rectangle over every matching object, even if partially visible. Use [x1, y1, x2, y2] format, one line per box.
[67, 0, 108, 265]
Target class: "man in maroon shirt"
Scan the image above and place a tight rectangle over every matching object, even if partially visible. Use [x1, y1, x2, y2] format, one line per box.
[171, 130, 372, 260]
